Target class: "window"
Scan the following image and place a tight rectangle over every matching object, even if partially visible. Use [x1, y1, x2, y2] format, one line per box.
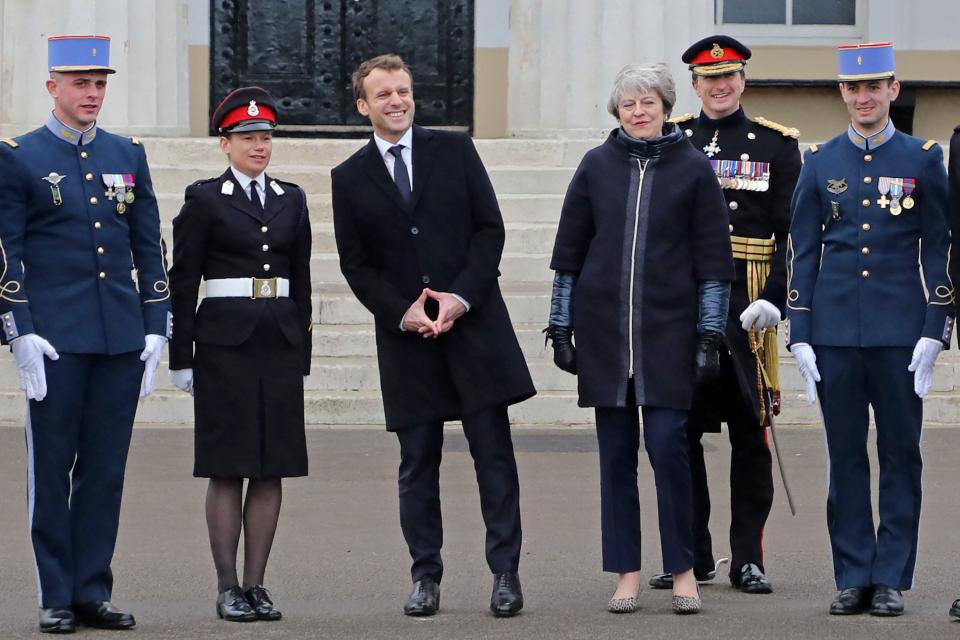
[715, 0, 864, 45]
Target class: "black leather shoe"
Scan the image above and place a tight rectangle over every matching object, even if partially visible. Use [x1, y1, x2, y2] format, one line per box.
[870, 585, 904, 617]
[216, 586, 257, 622]
[829, 587, 874, 615]
[39, 608, 75, 634]
[650, 559, 724, 589]
[73, 601, 135, 630]
[731, 563, 773, 594]
[244, 585, 282, 621]
[950, 598, 960, 619]
[490, 572, 523, 617]
[404, 577, 440, 616]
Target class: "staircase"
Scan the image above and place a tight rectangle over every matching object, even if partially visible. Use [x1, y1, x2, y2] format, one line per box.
[0, 137, 957, 428]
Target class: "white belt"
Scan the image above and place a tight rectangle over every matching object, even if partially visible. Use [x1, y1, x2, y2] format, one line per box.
[205, 277, 290, 299]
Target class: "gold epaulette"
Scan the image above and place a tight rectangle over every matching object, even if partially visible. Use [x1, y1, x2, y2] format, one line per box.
[0, 137, 19, 148]
[755, 116, 800, 139]
[669, 113, 695, 124]
[130, 136, 140, 145]
[809, 144, 819, 153]
[922, 139, 937, 151]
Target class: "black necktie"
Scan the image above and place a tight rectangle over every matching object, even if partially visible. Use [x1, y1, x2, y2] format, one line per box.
[250, 180, 264, 213]
[388, 145, 412, 203]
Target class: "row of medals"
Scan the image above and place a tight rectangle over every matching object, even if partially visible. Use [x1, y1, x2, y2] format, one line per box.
[718, 175, 770, 192]
[881, 179, 914, 216]
[107, 187, 135, 214]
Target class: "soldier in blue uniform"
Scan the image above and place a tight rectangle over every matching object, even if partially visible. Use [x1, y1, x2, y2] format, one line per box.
[787, 42, 953, 618]
[0, 35, 170, 633]
[949, 122, 960, 622]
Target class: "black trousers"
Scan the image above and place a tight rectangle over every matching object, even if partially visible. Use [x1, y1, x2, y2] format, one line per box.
[594, 403, 694, 574]
[394, 403, 522, 583]
[688, 411, 774, 577]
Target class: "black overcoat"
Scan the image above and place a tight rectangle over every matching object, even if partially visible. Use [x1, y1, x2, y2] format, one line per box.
[551, 129, 735, 410]
[169, 169, 313, 478]
[331, 126, 535, 430]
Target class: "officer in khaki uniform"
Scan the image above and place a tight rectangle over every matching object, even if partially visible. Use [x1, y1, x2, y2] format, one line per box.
[0, 35, 170, 633]
[788, 42, 952, 617]
[649, 35, 801, 595]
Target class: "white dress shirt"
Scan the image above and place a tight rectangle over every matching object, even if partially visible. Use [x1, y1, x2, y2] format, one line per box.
[229, 165, 266, 207]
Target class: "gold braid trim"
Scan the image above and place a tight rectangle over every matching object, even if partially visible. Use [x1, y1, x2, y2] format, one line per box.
[739, 237, 780, 418]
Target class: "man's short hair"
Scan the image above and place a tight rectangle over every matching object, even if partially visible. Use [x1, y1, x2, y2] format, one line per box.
[352, 54, 414, 101]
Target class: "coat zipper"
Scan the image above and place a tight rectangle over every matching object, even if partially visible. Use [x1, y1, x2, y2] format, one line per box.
[628, 158, 647, 378]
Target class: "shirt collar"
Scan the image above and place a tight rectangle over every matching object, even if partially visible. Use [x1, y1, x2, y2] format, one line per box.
[847, 118, 896, 151]
[229, 165, 266, 194]
[373, 127, 414, 160]
[697, 106, 747, 130]
[45, 112, 97, 146]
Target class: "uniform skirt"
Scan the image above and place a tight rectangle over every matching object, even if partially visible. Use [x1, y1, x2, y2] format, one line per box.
[193, 312, 308, 479]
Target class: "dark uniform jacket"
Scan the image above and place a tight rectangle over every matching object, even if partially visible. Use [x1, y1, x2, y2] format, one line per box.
[332, 126, 535, 430]
[0, 126, 170, 351]
[788, 127, 953, 348]
[550, 127, 735, 410]
[948, 125, 960, 330]
[168, 169, 313, 374]
[673, 108, 801, 430]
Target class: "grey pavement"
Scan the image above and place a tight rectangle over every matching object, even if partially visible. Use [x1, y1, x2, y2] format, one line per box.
[1, 425, 958, 639]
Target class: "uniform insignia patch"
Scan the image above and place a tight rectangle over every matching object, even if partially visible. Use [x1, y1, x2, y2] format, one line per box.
[0, 137, 19, 148]
[826, 179, 847, 194]
[221, 181, 235, 196]
[270, 180, 284, 196]
[247, 100, 260, 117]
[41, 172, 66, 206]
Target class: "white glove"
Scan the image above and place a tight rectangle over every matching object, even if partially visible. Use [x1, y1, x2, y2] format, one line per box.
[10, 334, 60, 402]
[791, 343, 820, 405]
[907, 337, 943, 398]
[169, 368, 194, 396]
[740, 299, 781, 331]
[139, 334, 168, 397]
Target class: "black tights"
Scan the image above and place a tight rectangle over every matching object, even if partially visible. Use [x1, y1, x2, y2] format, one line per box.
[205, 478, 282, 592]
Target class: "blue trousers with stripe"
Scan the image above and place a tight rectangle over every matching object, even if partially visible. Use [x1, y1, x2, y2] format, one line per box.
[26, 351, 143, 608]
[816, 346, 923, 590]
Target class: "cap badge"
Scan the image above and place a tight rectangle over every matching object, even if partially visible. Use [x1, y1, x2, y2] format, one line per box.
[857, 55, 863, 65]
[247, 100, 260, 117]
[92, 48, 97, 57]
[711, 43, 724, 59]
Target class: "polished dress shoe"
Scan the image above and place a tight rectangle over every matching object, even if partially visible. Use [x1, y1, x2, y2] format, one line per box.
[731, 563, 773, 594]
[403, 577, 440, 616]
[829, 587, 873, 615]
[870, 585, 904, 617]
[216, 586, 257, 622]
[650, 558, 727, 589]
[73, 601, 135, 630]
[490, 572, 523, 617]
[950, 598, 960, 619]
[244, 585, 282, 621]
[39, 608, 75, 634]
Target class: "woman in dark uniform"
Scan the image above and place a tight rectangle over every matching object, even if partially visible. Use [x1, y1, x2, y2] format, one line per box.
[168, 87, 312, 622]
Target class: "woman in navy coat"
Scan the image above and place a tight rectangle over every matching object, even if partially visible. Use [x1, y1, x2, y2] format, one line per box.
[546, 63, 734, 614]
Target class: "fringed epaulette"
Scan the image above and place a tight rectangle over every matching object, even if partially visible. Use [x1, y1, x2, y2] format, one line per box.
[669, 113, 695, 124]
[755, 117, 800, 139]
[922, 139, 937, 151]
[0, 138, 19, 148]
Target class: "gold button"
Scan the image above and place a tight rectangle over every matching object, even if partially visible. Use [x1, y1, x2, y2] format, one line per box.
[90, 196, 99, 205]
[684, 129, 693, 138]
[85, 172, 93, 181]
[729, 201, 739, 210]
[80, 151, 88, 159]
[98, 271, 106, 279]
[94, 221, 102, 229]
[97, 247, 104, 255]
[261, 244, 269, 252]
[864, 154, 872, 162]
[740, 153, 750, 161]
[261, 226, 268, 233]
[862, 199, 870, 207]
[862, 270, 870, 278]
[263, 264, 271, 272]
[861, 247, 870, 255]
[862, 223, 871, 231]
[747, 132, 756, 140]
[864, 176, 873, 184]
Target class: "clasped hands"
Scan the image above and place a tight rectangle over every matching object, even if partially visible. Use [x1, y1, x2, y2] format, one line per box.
[402, 288, 466, 338]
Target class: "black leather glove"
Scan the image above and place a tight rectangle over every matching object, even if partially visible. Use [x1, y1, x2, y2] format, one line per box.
[544, 325, 577, 375]
[694, 330, 723, 387]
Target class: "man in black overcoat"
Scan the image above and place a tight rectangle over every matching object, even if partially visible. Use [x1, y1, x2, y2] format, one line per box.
[331, 54, 535, 618]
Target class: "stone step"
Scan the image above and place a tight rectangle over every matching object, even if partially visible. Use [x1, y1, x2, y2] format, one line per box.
[310, 251, 552, 285]
[148, 165, 576, 197]
[140, 137, 597, 169]
[155, 192, 565, 224]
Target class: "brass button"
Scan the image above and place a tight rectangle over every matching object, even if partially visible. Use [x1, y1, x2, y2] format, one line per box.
[862, 199, 870, 207]
[864, 154, 872, 162]
[263, 264, 271, 272]
[80, 151, 88, 159]
[862, 223, 871, 231]
[740, 153, 750, 161]
[422, 275, 431, 284]
[862, 270, 870, 278]
[94, 221, 102, 229]
[747, 132, 756, 140]
[97, 247, 104, 255]
[864, 176, 873, 184]
[85, 172, 93, 181]
[684, 129, 693, 137]
[261, 244, 269, 252]
[89, 196, 98, 205]
[729, 225, 734, 232]
[729, 201, 739, 210]
[261, 226, 268, 233]
[861, 247, 870, 255]
[98, 271, 106, 279]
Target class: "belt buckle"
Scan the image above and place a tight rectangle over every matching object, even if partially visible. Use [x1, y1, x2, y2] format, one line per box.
[251, 277, 278, 299]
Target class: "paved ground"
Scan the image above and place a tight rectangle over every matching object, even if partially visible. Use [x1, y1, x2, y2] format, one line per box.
[1, 424, 959, 639]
